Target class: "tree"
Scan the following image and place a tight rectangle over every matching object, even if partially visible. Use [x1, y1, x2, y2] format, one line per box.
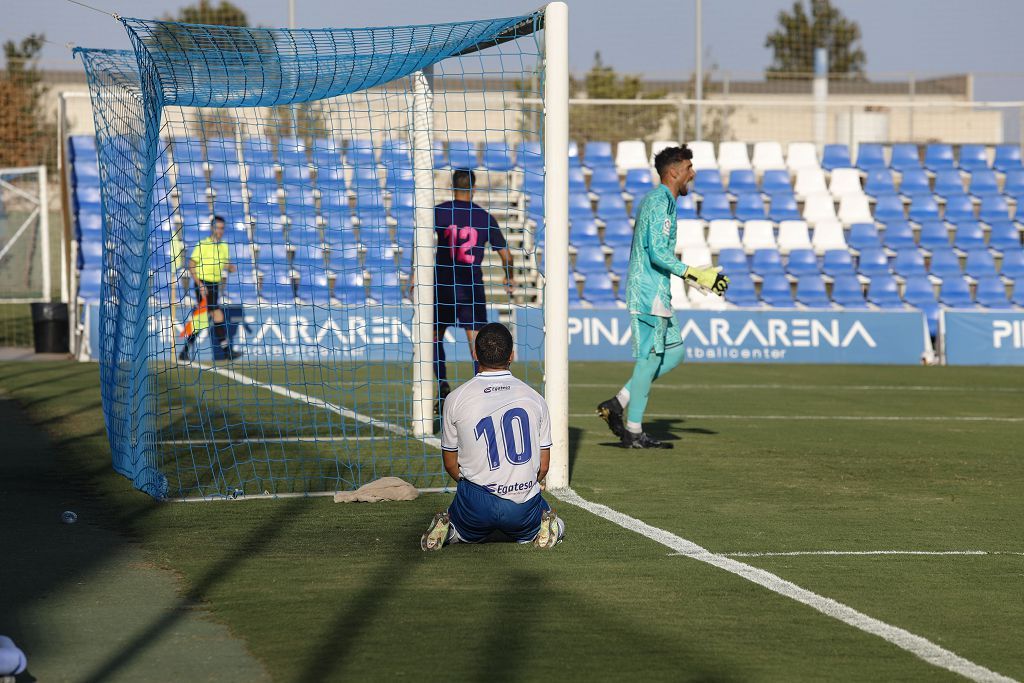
[169, 0, 249, 26]
[765, 0, 865, 79]
[0, 34, 56, 169]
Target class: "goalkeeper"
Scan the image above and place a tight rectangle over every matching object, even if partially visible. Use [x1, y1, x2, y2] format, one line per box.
[596, 145, 728, 448]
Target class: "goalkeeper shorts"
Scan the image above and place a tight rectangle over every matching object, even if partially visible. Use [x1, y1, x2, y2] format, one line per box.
[447, 479, 550, 543]
[631, 313, 682, 359]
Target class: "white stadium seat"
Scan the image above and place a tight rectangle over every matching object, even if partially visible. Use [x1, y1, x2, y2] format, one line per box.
[706, 219, 742, 253]
[776, 220, 813, 255]
[794, 167, 828, 199]
[811, 219, 848, 255]
[802, 192, 838, 226]
[787, 142, 821, 174]
[741, 220, 778, 253]
[838, 194, 873, 226]
[688, 141, 718, 171]
[676, 219, 708, 252]
[650, 140, 679, 165]
[680, 245, 712, 268]
[670, 276, 692, 309]
[717, 141, 752, 175]
[615, 140, 649, 171]
[688, 283, 729, 310]
[751, 142, 786, 174]
[828, 168, 864, 200]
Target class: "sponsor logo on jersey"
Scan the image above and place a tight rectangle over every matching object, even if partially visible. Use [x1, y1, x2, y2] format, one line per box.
[483, 384, 511, 394]
[483, 480, 534, 495]
[662, 217, 671, 236]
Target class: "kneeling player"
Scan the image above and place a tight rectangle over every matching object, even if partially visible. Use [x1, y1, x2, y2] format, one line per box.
[421, 322, 564, 550]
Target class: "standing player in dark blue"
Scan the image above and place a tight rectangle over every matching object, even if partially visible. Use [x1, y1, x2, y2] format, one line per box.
[431, 169, 514, 410]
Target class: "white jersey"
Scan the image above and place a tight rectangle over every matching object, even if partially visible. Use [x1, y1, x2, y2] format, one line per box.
[440, 370, 552, 504]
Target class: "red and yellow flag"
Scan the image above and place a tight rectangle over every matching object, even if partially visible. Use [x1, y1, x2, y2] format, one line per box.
[179, 297, 208, 338]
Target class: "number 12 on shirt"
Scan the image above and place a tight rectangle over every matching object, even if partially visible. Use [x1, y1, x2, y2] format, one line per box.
[444, 224, 478, 264]
[474, 409, 533, 470]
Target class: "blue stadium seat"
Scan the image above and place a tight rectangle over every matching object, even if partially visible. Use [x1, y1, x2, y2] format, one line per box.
[288, 224, 322, 246]
[728, 170, 758, 194]
[583, 141, 614, 169]
[79, 239, 103, 268]
[583, 273, 619, 306]
[173, 138, 204, 164]
[700, 192, 732, 220]
[822, 144, 852, 172]
[515, 141, 543, 174]
[521, 173, 545, 198]
[571, 218, 602, 248]
[589, 166, 622, 195]
[295, 274, 334, 305]
[768, 193, 801, 221]
[568, 283, 584, 307]
[363, 244, 398, 272]
[1003, 169, 1024, 199]
[993, 144, 1023, 173]
[205, 138, 239, 165]
[596, 193, 628, 221]
[881, 220, 916, 250]
[943, 194, 976, 223]
[823, 249, 856, 278]
[333, 272, 367, 305]
[717, 248, 748, 273]
[241, 138, 274, 165]
[831, 274, 869, 309]
[624, 168, 654, 197]
[964, 248, 997, 280]
[379, 139, 409, 167]
[72, 159, 100, 185]
[918, 221, 951, 251]
[988, 221, 1022, 252]
[432, 140, 448, 169]
[78, 212, 102, 233]
[868, 275, 903, 309]
[848, 223, 882, 251]
[358, 221, 392, 247]
[797, 276, 831, 308]
[958, 144, 989, 172]
[893, 249, 927, 278]
[282, 165, 312, 184]
[693, 169, 723, 196]
[609, 246, 631, 277]
[208, 161, 242, 182]
[953, 222, 986, 251]
[350, 165, 381, 191]
[908, 194, 940, 223]
[899, 169, 930, 196]
[975, 277, 1012, 309]
[1013, 287, 1024, 307]
[925, 144, 955, 172]
[569, 166, 587, 193]
[786, 249, 820, 277]
[447, 140, 478, 170]
[891, 144, 922, 172]
[574, 245, 608, 275]
[1001, 248, 1024, 280]
[345, 138, 376, 166]
[603, 217, 634, 247]
[247, 164, 277, 184]
[903, 275, 938, 317]
[676, 194, 698, 219]
[77, 268, 102, 302]
[933, 170, 964, 197]
[751, 249, 785, 278]
[856, 144, 887, 172]
[725, 274, 759, 307]
[929, 248, 962, 279]
[369, 272, 405, 305]
[979, 195, 1011, 223]
[939, 276, 973, 307]
[864, 169, 897, 197]
[69, 135, 97, 161]
[760, 169, 791, 194]
[968, 169, 1000, 198]
[569, 192, 594, 221]
[390, 190, 415, 211]
[734, 193, 766, 221]
[481, 142, 514, 172]
[873, 194, 906, 223]
[760, 274, 795, 308]
[291, 243, 326, 269]
[856, 248, 890, 278]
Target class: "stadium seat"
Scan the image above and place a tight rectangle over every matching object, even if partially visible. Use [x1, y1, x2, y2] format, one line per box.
[735, 194, 767, 221]
[822, 249, 856, 278]
[589, 166, 622, 195]
[706, 219, 742, 253]
[615, 141, 649, 171]
[820, 144, 851, 172]
[569, 166, 587, 193]
[687, 141, 717, 171]
[855, 144, 887, 172]
[345, 138, 376, 166]
[515, 141, 542, 173]
[569, 192, 594, 222]
[370, 272, 406, 305]
[918, 221, 951, 251]
[751, 248, 785, 278]
[567, 282, 585, 307]
[838, 194, 873, 226]
[446, 140, 478, 170]
[943, 194, 976, 223]
[908, 194, 941, 223]
[899, 169, 930, 196]
[864, 169, 897, 197]
[716, 248, 748, 273]
[777, 219, 813, 255]
[650, 140, 679, 165]
[975, 277, 1012, 309]
[873, 193, 907, 223]
[925, 144, 955, 172]
[1000, 248, 1024, 280]
[761, 274, 796, 308]
[933, 169, 966, 197]
[717, 142, 752, 174]
[69, 135, 97, 161]
[751, 142, 786, 173]
[609, 246, 632, 278]
[964, 248, 997, 280]
[993, 144, 1023, 173]
[999, 169, 1024, 198]
[583, 141, 614, 170]
[481, 142, 515, 172]
[868, 275, 904, 309]
[768, 193, 801, 222]
[603, 217, 634, 248]
[856, 248, 891, 279]
[291, 243, 327, 269]
[979, 195, 1012, 223]
[929, 248, 962, 280]
[676, 194, 698, 219]
[728, 169, 758, 194]
[596, 192, 628, 220]
[786, 248, 819, 277]
[77, 212, 103, 233]
[679, 245, 712, 270]
[77, 268, 103, 302]
[953, 222, 986, 252]
[987, 221, 1022, 252]
[700, 192, 733, 220]
[72, 159, 100, 184]
[676, 219, 707, 252]
[787, 142, 821, 173]
[958, 144, 989, 172]
[670, 276, 691, 310]
[379, 139, 410, 168]
[893, 249, 927, 278]
[742, 220, 777, 253]
[940, 276, 973, 308]
[828, 168, 863, 200]
[903, 275, 938, 308]
[571, 218, 602, 248]
[803, 193, 837, 226]
[583, 273, 620, 307]
[761, 169, 792, 194]
[724, 273, 759, 307]
[624, 168, 654, 197]
[797, 276, 832, 308]
[794, 168, 827, 199]
[848, 223, 882, 252]
[694, 169, 723, 195]
[891, 144, 922, 172]
[574, 245, 608, 275]
[831, 274, 869, 309]
[431, 140, 448, 169]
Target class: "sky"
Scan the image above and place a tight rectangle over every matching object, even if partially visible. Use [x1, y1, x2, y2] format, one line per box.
[5, 0, 1024, 98]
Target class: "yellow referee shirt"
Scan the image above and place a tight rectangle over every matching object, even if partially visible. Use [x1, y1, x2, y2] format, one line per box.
[189, 238, 230, 283]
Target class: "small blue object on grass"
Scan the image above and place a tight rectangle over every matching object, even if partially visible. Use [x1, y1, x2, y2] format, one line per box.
[62, 510, 78, 524]
[0, 635, 28, 676]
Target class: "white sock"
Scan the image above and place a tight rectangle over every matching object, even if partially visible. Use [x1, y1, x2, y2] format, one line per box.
[626, 421, 642, 434]
[616, 387, 630, 407]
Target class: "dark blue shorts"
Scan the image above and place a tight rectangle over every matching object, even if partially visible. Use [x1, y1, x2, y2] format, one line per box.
[435, 283, 487, 330]
[447, 479, 550, 543]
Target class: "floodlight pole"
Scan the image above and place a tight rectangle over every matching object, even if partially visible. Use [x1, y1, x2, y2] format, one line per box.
[288, 0, 295, 28]
[694, 0, 703, 141]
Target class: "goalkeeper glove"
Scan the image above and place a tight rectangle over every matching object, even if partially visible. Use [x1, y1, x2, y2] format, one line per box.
[683, 265, 729, 296]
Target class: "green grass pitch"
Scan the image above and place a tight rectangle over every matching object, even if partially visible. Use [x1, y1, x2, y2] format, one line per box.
[1, 360, 1022, 681]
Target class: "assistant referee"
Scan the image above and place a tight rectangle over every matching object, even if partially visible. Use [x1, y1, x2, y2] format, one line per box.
[180, 215, 238, 360]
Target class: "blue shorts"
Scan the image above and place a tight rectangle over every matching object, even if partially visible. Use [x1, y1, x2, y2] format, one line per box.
[435, 283, 487, 330]
[447, 479, 550, 543]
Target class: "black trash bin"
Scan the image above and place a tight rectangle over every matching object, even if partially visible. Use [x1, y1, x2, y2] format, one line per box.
[31, 303, 69, 354]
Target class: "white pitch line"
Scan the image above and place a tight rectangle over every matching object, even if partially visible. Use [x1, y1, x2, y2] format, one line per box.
[572, 383, 1024, 393]
[159, 436, 390, 445]
[569, 413, 1024, 423]
[199, 363, 442, 449]
[708, 550, 1024, 558]
[552, 487, 1016, 683]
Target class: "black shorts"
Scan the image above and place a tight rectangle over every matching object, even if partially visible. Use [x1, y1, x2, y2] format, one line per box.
[195, 280, 220, 308]
[435, 283, 487, 331]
